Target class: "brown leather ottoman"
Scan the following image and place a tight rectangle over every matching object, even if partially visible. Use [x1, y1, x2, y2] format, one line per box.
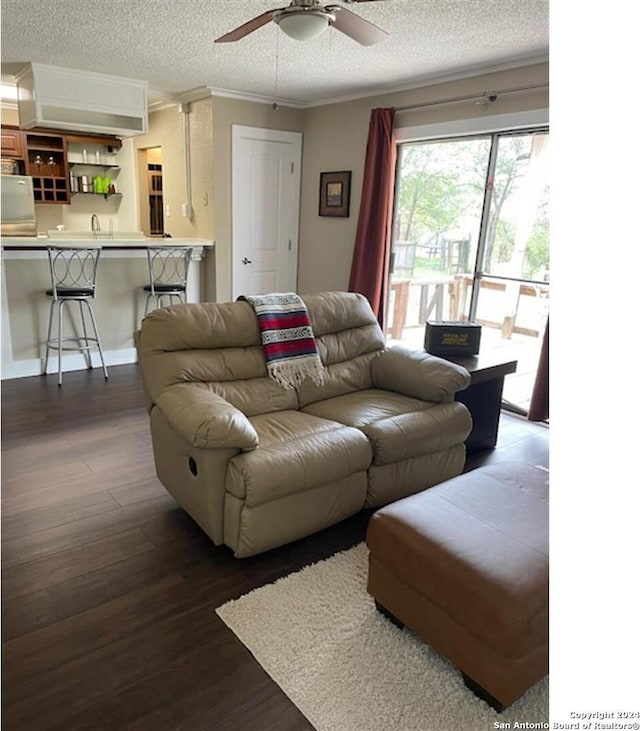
[366, 461, 548, 711]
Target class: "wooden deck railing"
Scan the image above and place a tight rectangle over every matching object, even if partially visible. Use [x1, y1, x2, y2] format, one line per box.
[388, 273, 549, 340]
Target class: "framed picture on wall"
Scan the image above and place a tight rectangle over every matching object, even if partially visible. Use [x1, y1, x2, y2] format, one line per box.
[319, 171, 351, 217]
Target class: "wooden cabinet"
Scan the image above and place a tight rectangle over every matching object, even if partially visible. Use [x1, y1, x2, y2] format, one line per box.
[2, 127, 27, 175]
[24, 131, 70, 204]
[1, 127, 25, 159]
[3, 126, 71, 203]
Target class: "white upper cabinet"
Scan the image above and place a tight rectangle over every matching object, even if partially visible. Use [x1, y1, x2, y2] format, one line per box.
[16, 63, 148, 137]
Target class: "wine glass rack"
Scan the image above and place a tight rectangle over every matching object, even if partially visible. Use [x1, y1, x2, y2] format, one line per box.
[25, 132, 69, 203]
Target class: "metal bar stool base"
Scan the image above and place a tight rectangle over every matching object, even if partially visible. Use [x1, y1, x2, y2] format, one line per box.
[43, 298, 108, 386]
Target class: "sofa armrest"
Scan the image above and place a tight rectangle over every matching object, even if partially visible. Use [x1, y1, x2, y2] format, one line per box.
[155, 383, 259, 450]
[371, 347, 471, 402]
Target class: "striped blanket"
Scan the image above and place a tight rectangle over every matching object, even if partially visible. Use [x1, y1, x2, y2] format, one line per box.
[239, 292, 325, 390]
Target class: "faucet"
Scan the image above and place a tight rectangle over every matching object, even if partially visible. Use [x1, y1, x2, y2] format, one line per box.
[91, 214, 101, 236]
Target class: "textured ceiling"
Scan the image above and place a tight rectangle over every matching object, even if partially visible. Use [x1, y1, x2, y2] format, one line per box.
[0, 0, 548, 107]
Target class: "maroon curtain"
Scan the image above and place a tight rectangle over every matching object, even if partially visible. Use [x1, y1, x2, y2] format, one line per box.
[528, 318, 549, 421]
[348, 108, 397, 327]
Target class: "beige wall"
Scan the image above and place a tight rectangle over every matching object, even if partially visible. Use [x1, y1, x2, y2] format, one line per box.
[296, 62, 549, 295]
[133, 99, 215, 240]
[1, 106, 19, 125]
[133, 98, 216, 298]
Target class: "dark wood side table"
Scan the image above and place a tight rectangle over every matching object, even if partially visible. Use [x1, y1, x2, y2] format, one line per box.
[442, 350, 518, 453]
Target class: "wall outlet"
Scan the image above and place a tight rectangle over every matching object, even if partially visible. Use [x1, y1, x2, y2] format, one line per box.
[181, 203, 192, 218]
[202, 192, 208, 207]
[165, 203, 170, 217]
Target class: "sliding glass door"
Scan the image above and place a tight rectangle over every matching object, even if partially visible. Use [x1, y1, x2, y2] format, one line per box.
[389, 128, 549, 413]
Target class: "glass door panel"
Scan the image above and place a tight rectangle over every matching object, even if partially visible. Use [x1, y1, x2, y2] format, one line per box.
[481, 131, 549, 280]
[388, 136, 491, 347]
[390, 128, 549, 415]
[472, 131, 549, 412]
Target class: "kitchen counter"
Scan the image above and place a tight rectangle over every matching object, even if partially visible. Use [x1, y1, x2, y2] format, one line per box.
[1, 235, 213, 250]
[1, 235, 215, 380]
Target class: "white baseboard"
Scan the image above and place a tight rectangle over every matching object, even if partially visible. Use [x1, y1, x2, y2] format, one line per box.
[1, 347, 138, 380]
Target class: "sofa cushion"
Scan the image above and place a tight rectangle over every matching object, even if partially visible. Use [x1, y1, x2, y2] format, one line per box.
[297, 292, 385, 407]
[302, 389, 431, 426]
[225, 410, 372, 507]
[302, 390, 471, 466]
[303, 291, 383, 339]
[363, 403, 472, 465]
[209, 376, 298, 417]
[297, 353, 380, 408]
[137, 301, 261, 400]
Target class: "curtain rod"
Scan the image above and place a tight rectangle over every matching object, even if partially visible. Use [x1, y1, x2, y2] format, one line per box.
[394, 83, 548, 113]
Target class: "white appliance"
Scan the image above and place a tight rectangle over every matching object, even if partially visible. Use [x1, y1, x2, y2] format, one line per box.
[1, 175, 37, 236]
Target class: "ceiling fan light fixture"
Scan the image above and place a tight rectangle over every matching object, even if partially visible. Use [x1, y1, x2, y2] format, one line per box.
[274, 8, 336, 42]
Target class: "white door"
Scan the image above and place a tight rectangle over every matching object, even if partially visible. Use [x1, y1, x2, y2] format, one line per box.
[231, 125, 302, 298]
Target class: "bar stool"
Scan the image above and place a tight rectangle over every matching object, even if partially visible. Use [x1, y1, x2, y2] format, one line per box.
[43, 246, 108, 386]
[143, 247, 192, 317]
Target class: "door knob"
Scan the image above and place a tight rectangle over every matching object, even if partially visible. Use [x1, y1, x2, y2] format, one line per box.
[242, 257, 253, 265]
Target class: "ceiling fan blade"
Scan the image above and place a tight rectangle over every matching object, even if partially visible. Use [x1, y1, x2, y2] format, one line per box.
[326, 6, 389, 45]
[215, 9, 280, 43]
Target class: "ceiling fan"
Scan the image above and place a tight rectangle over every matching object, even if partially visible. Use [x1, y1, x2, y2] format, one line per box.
[215, 0, 389, 46]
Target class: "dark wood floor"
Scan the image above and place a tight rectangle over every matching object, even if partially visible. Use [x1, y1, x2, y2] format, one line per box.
[1, 364, 549, 731]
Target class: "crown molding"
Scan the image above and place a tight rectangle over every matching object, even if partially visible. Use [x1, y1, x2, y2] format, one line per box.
[154, 53, 548, 111]
[200, 85, 306, 109]
[303, 54, 549, 108]
[147, 84, 306, 113]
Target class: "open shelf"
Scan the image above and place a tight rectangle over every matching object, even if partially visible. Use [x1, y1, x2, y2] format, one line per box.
[25, 132, 65, 151]
[71, 192, 122, 199]
[69, 162, 120, 170]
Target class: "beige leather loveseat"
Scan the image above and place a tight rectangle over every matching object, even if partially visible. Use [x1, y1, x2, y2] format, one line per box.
[136, 291, 472, 557]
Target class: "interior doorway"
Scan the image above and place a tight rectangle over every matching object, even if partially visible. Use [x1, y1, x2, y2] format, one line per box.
[146, 147, 164, 236]
[389, 128, 549, 414]
[137, 146, 164, 237]
[231, 126, 302, 299]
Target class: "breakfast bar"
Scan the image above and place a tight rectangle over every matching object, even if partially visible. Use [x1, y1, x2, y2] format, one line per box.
[1, 234, 214, 379]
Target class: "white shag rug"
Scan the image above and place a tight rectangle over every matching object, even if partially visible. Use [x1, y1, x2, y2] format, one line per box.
[216, 542, 548, 731]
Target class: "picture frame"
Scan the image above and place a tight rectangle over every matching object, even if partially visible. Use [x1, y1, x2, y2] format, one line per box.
[319, 171, 351, 217]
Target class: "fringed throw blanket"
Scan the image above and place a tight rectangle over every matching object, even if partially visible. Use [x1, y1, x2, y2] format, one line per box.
[239, 293, 325, 390]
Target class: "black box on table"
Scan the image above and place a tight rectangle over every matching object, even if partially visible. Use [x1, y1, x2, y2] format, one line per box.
[424, 321, 481, 356]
